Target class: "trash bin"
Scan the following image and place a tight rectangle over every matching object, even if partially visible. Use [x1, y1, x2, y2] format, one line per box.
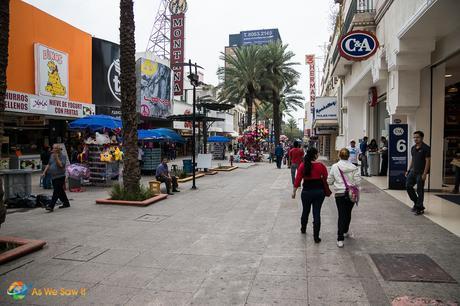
[183, 159, 193, 174]
[368, 152, 380, 176]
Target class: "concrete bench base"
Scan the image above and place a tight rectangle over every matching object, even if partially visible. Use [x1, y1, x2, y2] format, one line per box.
[96, 194, 168, 207]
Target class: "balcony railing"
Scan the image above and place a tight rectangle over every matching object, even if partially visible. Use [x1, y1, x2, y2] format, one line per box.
[331, 0, 376, 64]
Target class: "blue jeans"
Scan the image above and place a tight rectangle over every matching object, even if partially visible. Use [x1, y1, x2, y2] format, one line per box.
[406, 171, 425, 210]
[301, 189, 325, 238]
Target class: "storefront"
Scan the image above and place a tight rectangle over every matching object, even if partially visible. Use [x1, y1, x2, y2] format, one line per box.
[3, 0, 94, 169]
[313, 97, 338, 160]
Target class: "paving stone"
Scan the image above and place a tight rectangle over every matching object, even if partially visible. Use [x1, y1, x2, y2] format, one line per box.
[147, 269, 208, 293]
[308, 276, 368, 304]
[90, 248, 141, 265]
[258, 255, 307, 276]
[125, 290, 194, 306]
[71, 284, 141, 306]
[101, 265, 162, 288]
[59, 262, 121, 284]
[249, 274, 308, 300]
[53, 245, 109, 262]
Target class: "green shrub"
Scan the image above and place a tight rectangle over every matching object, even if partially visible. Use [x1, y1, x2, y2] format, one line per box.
[110, 184, 155, 201]
[179, 171, 188, 179]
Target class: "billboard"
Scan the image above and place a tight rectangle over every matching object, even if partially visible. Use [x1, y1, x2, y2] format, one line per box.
[240, 29, 280, 46]
[92, 38, 121, 108]
[137, 58, 172, 119]
[35, 43, 69, 99]
[315, 97, 338, 120]
[170, 13, 185, 96]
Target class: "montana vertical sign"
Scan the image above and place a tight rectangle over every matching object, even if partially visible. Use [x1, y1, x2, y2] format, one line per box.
[339, 30, 379, 61]
[170, 13, 185, 96]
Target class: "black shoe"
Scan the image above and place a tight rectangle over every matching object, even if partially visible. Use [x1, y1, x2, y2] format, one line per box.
[300, 227, 306, 234]
[414, 209, 425, 215]
[45, 206, 54, 212]
[172, 189, 180, 192]
[58, 205, 70, 209]
[314, 237, 322, 243]
[411, 206, 417, 212]
[167, 192, 174, 195]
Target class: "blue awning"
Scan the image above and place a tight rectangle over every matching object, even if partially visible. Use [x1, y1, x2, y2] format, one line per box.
[208, 136, 230, 143]
[153, 128, 186, 143]
[69, 115, 122, 131]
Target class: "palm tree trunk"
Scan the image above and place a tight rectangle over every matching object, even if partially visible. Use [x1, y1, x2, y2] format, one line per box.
[0, 0, 9, 226]
[120, 0, 140, 194]
[273, 95, 281, 146]
[245, 93, 253, 128]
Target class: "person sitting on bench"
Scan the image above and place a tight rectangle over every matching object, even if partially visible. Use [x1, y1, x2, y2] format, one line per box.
[156, 158, 179, 195]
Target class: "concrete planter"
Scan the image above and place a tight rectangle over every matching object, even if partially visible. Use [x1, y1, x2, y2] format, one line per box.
[177, 173, 206, 183]
[198, 170, 218, 176]
[96, 194, 168, 207]
[0, 236, 46, 265]
[211, 166, 238, 172]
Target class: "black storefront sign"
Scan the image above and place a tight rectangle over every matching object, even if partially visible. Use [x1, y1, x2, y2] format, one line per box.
[388, 124, 408, 190]
[92, 38, 121, 113]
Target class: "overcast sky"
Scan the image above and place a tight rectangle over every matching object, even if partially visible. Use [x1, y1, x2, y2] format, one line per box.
[24, 0, 332, 123]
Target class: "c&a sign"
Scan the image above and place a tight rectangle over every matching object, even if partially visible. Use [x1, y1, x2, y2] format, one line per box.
[339, 30, 379, 61]
[170, 13, 185, 96]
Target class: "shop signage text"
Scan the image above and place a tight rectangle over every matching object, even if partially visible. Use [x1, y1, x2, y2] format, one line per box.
[339, 30, 379, 61]
[314, 97, 338, 120]
[388, 124, 408, 190]
[5, 90, 95, 118]
[241, 29, 278, 46]
[170, 13, 185, 96]
[305, 54, 316, 116]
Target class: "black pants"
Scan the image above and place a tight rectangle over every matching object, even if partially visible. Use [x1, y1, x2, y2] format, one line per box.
[301, 189, 325, 238]
[50, 176, 70, 209]
[406, 171, 425, 210]
[379, 153, 388, 176]
[454, 166, 460, 192]
[335, 195, 354, 241]
[156, 175, 178, 193]
[276, 156, 282, 169]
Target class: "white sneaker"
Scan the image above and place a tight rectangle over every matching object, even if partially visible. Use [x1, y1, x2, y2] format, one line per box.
[337, 241, 344, 248]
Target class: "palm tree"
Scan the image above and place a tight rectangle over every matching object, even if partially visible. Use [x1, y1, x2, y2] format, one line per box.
[286, 118, 298, 134]
[217, 45, 263, 128]
[259, 42, 300, 144]
[120, 0, 140, 193]
[0, 0, 9, 226]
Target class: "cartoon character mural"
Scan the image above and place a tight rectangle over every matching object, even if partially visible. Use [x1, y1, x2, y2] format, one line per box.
[45, 61, 66, 96]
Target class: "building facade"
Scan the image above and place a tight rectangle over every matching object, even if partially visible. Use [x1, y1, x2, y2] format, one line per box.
[322, 0, 460, 190]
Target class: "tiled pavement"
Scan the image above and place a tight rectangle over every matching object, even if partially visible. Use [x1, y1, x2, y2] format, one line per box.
[0, 163, 459, 305]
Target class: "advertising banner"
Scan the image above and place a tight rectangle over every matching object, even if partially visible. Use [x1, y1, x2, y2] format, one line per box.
[35, 43, 69, 99]
[92, 38, 121, 106]
[170, 13, 185, 96]
[240, 29, 279, 46]
[137, 58, 172, 119]
[5, 90, 95, 118]
[388, 124, 408, 190]
[314, 97, 338, 120]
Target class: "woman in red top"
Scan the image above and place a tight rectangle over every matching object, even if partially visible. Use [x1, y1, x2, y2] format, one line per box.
[288, 141, 305, 185]
[292, 147, 329, 243]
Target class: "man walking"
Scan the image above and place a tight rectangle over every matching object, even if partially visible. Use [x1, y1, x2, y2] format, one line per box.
[360, 136, 369, 176]
[275, 143, 284, 169]
[43, 144, 70, 212]
[156, 158, 179, 195]
[347, 140, 360, 166]
[406, 131, 431, 215]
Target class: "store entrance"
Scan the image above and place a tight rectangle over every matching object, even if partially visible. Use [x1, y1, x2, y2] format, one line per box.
[443, 53, 460, 187]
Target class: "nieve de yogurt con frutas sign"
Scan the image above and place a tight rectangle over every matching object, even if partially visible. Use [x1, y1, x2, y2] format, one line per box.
[388, 124, 408, 190]
[339, 30, 379, 61]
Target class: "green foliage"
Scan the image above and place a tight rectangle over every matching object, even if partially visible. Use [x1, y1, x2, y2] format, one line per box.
[110, 183, 154, 201]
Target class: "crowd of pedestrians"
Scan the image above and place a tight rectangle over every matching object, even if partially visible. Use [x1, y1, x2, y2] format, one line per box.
[287, 130, 432, 247]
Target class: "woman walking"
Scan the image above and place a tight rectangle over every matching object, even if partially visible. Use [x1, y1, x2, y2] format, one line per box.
[42, 144, 71, 212]
[327, 148, 361, 248]
[292, 147, 330, 243]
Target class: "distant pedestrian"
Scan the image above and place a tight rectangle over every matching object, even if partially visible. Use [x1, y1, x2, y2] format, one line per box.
[368, 139, 378, 152]
[359, 136, 369, 176]
[406, 131, 431, 215]
[379, 136, 388, 176]
[288, 141, 304, 185]
[328, 148, 361, 248]
[292, 147, 330, 242]
[275, 143, 284, 169]
[347, 140, 360, 166]
[40, 145, 52, 189]
[138, 145, 144, 168]
[42, 144, 71, 212]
